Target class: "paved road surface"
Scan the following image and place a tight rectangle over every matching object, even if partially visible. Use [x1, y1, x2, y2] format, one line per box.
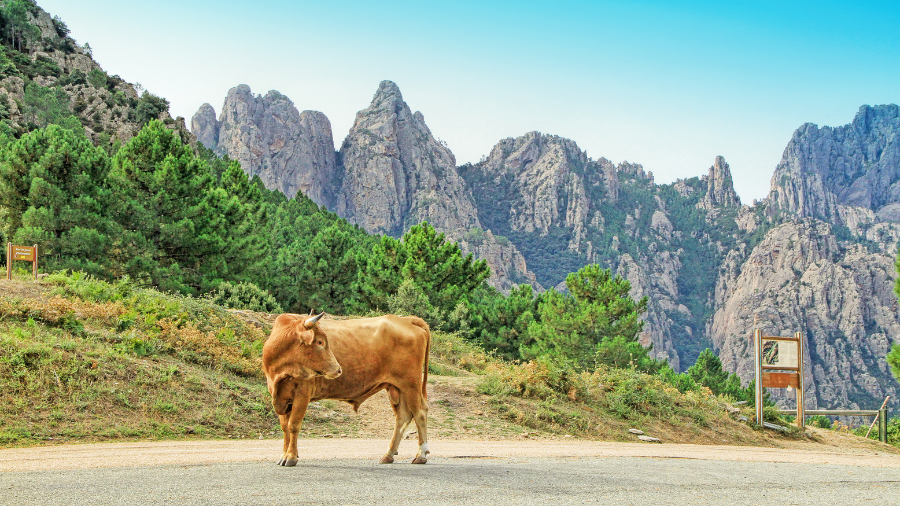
[2, 439, 899, 505]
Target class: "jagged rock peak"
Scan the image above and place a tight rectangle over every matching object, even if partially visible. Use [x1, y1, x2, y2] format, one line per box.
[196, 84, 339, 206]
[767, 103, 900, 224]
[699, 156, 740, 209]
[473, 132, 591, 236]
[485, 132, 587, 172]
[376, 79, 402, 99]
[335, 80, 478, 236]
[334, 81, 536, 291]
[191, 103, 219, 150]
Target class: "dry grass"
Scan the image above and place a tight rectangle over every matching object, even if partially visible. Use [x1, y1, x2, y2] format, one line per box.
[1, 273, 895, 454]
[0, 275, 273, 447]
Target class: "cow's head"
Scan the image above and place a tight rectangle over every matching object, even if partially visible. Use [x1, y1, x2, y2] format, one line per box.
[265, 311, 342, 415]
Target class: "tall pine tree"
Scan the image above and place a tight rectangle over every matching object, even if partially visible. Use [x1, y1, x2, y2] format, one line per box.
[107, 120, 229, 294]
[0, 125, 113, 275]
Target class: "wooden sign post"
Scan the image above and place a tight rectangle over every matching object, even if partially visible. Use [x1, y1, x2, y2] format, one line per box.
[5, 243, 38, 280]
[754, 329, 804, 427]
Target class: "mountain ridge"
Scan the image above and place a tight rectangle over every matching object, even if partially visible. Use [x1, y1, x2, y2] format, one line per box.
[192, 81, 900, 410]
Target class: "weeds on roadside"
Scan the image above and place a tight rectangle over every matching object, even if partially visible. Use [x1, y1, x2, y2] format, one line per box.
[476, 357, 738, 435]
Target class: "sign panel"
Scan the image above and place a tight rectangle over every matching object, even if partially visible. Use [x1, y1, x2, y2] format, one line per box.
[6, 243, 38, 280]
[762, 371, 800, 389]
[12, 245, 35, 261]
[762, 339, 798, 369]
[754, 329, 805, 428]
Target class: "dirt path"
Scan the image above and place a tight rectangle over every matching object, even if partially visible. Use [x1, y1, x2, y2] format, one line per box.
[2, 437, 898, 472]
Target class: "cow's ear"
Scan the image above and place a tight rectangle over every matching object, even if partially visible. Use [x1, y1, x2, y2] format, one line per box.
[295, 321, 315, 345]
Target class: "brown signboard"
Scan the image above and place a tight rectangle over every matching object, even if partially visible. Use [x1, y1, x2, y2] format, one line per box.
[6, 243, 38, 280]
[762, 371, 800, 389]
[12, 245, 35, 261]
[754, 329, 805, 428]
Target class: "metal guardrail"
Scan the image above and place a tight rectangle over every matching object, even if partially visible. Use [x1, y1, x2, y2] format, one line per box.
[778, 408, 889, 443]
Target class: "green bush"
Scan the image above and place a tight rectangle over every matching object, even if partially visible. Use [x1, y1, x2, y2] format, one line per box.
[87, 69, 107, 89]
[387, 277, 443, 329]
[807, 414, 833, 429]
[208, 281, 282, 313]
[134, 91, 169, 126]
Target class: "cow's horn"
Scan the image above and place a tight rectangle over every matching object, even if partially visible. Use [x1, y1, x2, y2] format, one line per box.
[309, 309, 314, 316]
[304, 311, 325, 329]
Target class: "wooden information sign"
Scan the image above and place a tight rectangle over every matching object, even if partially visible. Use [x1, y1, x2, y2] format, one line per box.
[6, 243, 38, 280]
[754, 330, 804, 427]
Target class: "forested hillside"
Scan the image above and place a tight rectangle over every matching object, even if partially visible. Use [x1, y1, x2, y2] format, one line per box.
[2, 0, 900, 425]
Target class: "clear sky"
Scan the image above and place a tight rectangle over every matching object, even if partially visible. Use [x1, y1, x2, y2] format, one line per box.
[39, 0, 899, 203]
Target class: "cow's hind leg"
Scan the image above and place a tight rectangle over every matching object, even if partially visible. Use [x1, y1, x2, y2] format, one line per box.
[405, 390, 429, 464]
[381, 386, 412, 464]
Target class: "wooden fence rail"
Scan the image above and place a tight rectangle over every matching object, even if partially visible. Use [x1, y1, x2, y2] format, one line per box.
[778, 408, 889, 443]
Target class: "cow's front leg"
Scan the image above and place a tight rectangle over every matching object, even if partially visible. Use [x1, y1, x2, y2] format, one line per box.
[277, 393, 310, 466]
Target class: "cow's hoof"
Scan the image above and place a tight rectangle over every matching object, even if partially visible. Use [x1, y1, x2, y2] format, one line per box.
[380, 454, 395, 464]
[277, 458, 298, 467]
[411, 455, 427, 464]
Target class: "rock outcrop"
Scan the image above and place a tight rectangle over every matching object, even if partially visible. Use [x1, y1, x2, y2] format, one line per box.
[474, 132, 592, 235]
[0, 4, 191, 147]
[335, 80, 479, 236]
[708, 219, 900, 410]
[460, 134, 719, 369]
[191, 103, 219, 150]
[767, 104, 900, 224]
[334, 81, 537, 291]
[196, 85, 339, 206]
[698, 155, 740, 210]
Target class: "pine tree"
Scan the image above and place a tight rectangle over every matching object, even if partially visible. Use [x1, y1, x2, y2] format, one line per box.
[107, 120, 228, 294]
[354, 221, 489, 317]
[217, 160, 268, 285]
[521, 264, 650, 371]
[0, 125, 113, 275]
[464, 284, 538, 360]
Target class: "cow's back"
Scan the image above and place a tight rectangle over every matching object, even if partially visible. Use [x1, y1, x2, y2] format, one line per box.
[312, 315, 429, 400]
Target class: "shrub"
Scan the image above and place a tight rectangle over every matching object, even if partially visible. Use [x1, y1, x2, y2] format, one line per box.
[387, 277, 444, 329]
[208, 281, 282, 313]
[134, 91, 169, 126]
[87, 69, 107, 89]
[808, 415, 833, 429]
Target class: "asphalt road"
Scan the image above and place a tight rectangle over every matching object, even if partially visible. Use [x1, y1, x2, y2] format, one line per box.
[2, 440, 899, 505]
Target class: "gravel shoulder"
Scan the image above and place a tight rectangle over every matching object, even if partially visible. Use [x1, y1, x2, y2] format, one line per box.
[2, 437, 898, 472]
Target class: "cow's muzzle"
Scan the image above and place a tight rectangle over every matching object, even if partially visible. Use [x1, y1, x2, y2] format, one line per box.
[323, 366, 342, 380]
[274, 401, 292, 416]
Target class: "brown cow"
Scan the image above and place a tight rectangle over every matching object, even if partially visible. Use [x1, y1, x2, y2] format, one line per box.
[262, 311, 431, 466]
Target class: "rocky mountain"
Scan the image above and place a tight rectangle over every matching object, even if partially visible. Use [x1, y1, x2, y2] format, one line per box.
[708, 219, 900, 410]
[0, 2, 190, 147]
[191, 82, 900, 410]
[335, 80, 479, 236]
[191, 85, 339, 206]
[705, 105, 900, 411]
[195, 81, 537, 291]
[768, 105, 900, 224]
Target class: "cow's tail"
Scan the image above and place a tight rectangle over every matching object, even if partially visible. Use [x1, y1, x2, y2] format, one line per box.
[410, 316, 431, 400]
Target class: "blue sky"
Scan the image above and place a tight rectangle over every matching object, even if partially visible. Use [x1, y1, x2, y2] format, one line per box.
[40, 0, 899, 202]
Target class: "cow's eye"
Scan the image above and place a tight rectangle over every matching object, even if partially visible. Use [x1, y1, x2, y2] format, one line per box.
[316, 340, 324, 346]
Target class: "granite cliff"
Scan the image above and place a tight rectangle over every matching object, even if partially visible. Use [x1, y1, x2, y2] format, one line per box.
[195, 81, 537, 291]
[0, 2, 190, 146]
[191, 83, 900, 410]
[191, 85, 338, 206]
[707, 105, 900, 411]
